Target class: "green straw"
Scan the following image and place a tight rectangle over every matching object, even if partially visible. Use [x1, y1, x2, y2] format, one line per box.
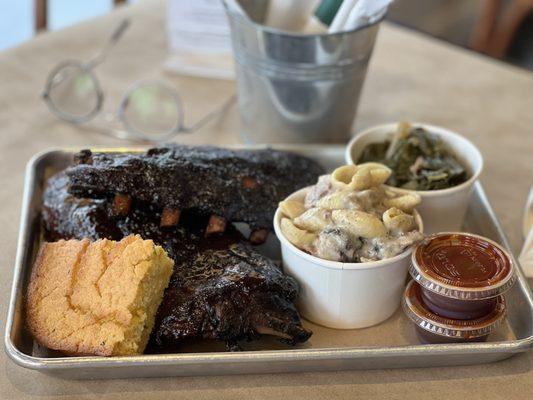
[314, 0, 344, 26]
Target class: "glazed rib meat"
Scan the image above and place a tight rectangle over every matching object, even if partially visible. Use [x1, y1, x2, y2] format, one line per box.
[66, 146, 324, 231]
[42, 171, 312, 350]
[42, 171, 200, 262]
[153, 242, 312, 351]
[43, 171, 122, 241]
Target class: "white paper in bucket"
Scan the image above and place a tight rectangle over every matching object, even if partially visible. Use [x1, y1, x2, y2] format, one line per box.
[343, 0, 393, 31]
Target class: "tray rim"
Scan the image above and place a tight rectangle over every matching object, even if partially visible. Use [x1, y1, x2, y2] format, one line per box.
[6, 145, 533, 373]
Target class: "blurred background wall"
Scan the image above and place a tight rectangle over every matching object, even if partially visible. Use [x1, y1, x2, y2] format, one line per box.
[0, 0, 532, 69]
[387, 0, 533, 69]
[0, 0, 135, 50]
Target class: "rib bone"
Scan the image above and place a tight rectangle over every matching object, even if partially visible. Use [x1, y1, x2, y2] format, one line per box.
[254, 325, 292, 340]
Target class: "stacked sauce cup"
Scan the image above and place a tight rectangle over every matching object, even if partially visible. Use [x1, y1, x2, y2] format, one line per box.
[403, 232, 516, 343]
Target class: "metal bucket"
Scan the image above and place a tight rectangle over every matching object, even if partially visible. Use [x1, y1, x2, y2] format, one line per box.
[225, 0, 383, 144]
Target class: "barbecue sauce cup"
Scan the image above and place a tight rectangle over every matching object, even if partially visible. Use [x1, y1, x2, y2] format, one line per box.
[402, 280, 507, 344]
[409, 232, 515, 320]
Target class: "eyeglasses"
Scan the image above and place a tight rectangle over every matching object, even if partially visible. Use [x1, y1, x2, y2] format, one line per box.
[42, 19, 235, 142]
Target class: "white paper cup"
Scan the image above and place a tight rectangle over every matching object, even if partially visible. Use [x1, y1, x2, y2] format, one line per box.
[345, 123, 483, 234]
[273, 187, 423, 329]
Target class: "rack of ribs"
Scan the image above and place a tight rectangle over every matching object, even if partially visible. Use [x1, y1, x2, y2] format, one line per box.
[42, 171, 312, 350]
[153, 242, 312, 351]
[65, 146, 324, 241]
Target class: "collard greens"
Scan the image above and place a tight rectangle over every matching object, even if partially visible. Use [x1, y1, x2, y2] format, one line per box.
[357, 124, 469, 191]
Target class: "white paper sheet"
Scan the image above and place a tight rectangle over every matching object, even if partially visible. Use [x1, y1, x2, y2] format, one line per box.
[165, 0, 235, 80]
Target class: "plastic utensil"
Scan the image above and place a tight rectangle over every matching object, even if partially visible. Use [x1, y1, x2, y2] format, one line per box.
[343, 0, 393, 30]
[265, 0, 319, 31]
[329, 0, 359, 33]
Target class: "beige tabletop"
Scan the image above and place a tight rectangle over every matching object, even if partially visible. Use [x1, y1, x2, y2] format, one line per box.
[1, 1, 533, 399]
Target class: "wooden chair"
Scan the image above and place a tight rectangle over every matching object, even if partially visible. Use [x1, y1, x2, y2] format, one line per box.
[35, 0, 127, 31]
[471, 0, 533, 58]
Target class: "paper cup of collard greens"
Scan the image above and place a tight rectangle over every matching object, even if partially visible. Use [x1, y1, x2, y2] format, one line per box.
[345, 122, 483, 234]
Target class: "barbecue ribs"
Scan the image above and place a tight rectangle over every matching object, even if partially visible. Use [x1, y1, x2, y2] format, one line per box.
[66, 146, 324, 232]
[42, 169, 312, 350]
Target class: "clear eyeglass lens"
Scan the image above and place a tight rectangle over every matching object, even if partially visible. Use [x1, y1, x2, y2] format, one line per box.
[121, 83, 181, 137]
[46, 64, 99, 120]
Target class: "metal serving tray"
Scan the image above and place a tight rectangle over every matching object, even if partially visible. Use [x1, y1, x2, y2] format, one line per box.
[5, 145, 533, 379]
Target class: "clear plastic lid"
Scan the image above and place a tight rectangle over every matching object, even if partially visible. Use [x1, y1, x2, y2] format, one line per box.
[410, 232, 516, 300]
[402, 280, 506, 339]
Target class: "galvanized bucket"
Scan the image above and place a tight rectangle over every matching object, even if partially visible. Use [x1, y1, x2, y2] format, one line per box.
[225, 0, 383, 144]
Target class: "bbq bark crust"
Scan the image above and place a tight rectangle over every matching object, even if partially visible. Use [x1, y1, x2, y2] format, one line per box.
[153, 242, 312, 351]
[43, 171, 123, 241]
[66, 146, 324, 230]
[42, 171, 215, 267]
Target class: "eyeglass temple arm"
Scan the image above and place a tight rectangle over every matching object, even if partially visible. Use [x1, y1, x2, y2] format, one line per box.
[181, 94, 237, 134]
[86, 18, 131, 69]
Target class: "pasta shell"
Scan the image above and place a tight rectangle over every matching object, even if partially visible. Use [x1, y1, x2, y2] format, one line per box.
[369, 165, 392, 186]
[331, 165, 358, 189]
[279, 200, 306, 219]
[353, 163, 392, 189]
[280, 218, 317, 250]
[294, 207, 332, 232]
[331, 163, 391, 191]
[316, 189, 356, 210]
[331, 209, 387, 238]
[383, 193, 421, 212]
[350, 166, 373, 191]
[383, 207, 415, 234]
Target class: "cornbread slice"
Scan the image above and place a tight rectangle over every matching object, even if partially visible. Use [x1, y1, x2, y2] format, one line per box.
[26, 235, 173, 356]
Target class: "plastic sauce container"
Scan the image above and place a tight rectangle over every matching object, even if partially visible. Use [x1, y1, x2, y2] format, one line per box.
[409, 232, 515, 320]
[402, 280, 506, 344]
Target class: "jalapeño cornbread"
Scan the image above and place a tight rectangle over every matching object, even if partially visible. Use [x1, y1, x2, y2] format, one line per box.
[26, 235, 173, 356]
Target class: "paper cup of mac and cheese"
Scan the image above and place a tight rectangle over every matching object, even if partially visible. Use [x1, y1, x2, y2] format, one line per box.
[274, 186, 423, 330]
[345, 123, 483, 234]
